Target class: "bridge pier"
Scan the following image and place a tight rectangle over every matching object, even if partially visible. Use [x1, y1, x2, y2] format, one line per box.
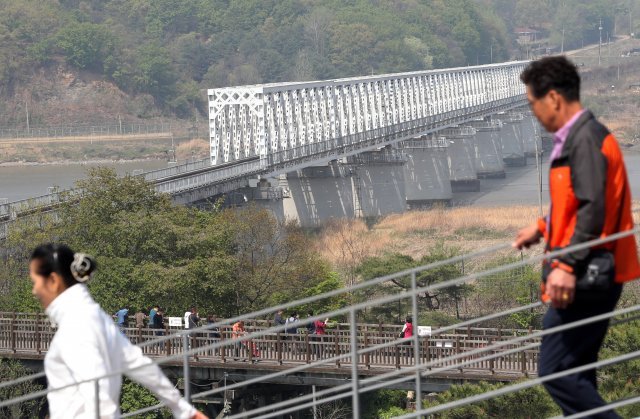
[223, 181, 286, 221]
[349, 149, 407, 218]
[463, 119, 505, 179]
[498, 111, 527, 167]
[283, 162, 355, 228]
[400, 135, 452, 208]
[520, 110, 542, 157]
[442, 127, 480, 192]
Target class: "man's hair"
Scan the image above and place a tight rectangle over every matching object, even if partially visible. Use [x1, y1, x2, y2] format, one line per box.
[520, 55, 580, 102]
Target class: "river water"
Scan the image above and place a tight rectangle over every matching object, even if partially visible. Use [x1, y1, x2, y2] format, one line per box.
[0, 160, 169, 202]
[1, 152, 639, 205]
[452, 151, 640, 207]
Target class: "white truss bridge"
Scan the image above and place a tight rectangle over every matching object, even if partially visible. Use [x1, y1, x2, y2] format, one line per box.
[1, 61, 528, 237]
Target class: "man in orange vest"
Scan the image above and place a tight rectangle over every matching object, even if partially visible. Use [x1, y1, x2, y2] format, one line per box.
[514, 56, 640, 418]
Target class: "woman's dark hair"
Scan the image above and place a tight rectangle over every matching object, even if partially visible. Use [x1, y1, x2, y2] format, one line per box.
[520, 55, 580, 102]
[406, 316, 412, 323]
[30, 243, 97, 288]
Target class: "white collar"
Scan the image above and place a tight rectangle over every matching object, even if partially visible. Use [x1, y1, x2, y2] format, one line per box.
[45, 284, 92, 325]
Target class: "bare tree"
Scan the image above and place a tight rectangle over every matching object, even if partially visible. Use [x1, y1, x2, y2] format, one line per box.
[304, 8, 332, 57]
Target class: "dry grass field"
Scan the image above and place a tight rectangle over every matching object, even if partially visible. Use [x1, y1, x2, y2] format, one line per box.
[314, 203, 640, 323]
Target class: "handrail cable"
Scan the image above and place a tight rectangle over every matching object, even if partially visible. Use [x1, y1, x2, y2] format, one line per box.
[257, 348, 640, 419]
[0, 241, 515, 389]
[198, 302, 640, 419]
[0, 371, 46, 390]
[189, 301, 546, 401]
[1, 227, 638, 415]
[1, 229, 637, 409]
[396, 349, 640, 418]
[563, 395, 640, 419]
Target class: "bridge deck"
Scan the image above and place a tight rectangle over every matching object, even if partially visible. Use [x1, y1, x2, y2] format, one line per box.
[0, 313, 539, 383]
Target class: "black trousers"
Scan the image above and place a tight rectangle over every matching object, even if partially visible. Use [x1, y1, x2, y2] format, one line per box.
[539, 284, 622, 418]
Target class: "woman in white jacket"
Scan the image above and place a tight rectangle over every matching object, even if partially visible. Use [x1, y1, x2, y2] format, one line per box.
[29, 243, 208, 419]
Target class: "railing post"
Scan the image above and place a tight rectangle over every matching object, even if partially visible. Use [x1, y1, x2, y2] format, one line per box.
[411, 271, 422, 412]
[164, 326, 170, 356]
[305, 333, 311, 364]
[94, 378, 100, 419]
[334, 333, 341, 368]
[521, 348, 528, 377]
[395, 342, 400, 369]
[220, 328, 226, 363]
[11, 312, 16, 353]
[349, 309, 360, 419]
[456, 336, 463, 373]
[35, 312, 41, 355]
[364, 331, 370, 369]
[488, 338, 495, 375]
[182, 333, 190, 401]
[424, 336, 430, 370]
[277, 332, 283, 365]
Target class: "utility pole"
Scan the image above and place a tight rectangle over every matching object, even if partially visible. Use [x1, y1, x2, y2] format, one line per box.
[599, 19, 603, 65]
[561, 26, 565, 53]
[534, 133, 543, 217]
[25, 100, 30, 134]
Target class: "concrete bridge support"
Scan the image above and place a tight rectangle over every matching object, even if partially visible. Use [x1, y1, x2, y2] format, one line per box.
[400, 135, 452, 208]
[463, 119, 505, 179]
[283, 162, 355, 228]
[223, 181, 286, 221]
[498, 111, 527, 167]
[520, 110, 542, 157]
[349, 150, 407, 218]
[441, 127, 480, 192]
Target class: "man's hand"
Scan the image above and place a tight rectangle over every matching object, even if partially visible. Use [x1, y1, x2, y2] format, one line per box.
[512, 223, 543, 250]
[545, 268, 576, 309]
[191, 411, 209, 419]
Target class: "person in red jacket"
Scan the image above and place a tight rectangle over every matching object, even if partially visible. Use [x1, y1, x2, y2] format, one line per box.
[514, 56, 640, 418]
[401, 317, 413, 339]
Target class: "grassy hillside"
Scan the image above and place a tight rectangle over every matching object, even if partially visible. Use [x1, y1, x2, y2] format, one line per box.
[0, 0, 514, 127]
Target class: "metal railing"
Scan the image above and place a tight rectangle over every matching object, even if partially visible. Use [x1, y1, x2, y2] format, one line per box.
[0, 123, 173, 139]
[1, 227, 639, 418]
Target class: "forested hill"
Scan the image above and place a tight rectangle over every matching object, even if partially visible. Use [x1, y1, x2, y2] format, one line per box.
[0, 0, 633, 125]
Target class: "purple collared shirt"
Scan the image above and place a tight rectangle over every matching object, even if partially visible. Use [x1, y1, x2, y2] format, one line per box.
[549, 109, 586, 162]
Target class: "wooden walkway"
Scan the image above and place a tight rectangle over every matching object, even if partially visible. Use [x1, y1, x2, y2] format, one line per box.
[0, 313, 540, 382]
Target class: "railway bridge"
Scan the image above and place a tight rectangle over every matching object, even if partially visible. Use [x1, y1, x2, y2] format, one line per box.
[1, 60, 545, 238]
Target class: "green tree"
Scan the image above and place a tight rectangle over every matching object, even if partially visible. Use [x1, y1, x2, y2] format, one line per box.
[0, 359, 45, 418]
[426, 381, 559, 418]
[355, 244, 469, 323]
[120, 378, 171, 418]
[130, 43, 179, 101]
[55, 22, 119, 71]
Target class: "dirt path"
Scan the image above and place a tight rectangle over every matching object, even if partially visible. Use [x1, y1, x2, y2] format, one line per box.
[0, 132, 173, 145]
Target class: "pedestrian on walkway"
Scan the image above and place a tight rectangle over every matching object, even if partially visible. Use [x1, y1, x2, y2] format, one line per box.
[313, 317, 329, 358]
[400, 317, 413, 339]
[515, 56, 640, 418]
[285, 312, 299, 335]
[134, 309, 146, 329]
[232, 320, 259, 361]
[114, 307, 129, 332]
[29, 243, 207, 419]
[154, 308, 165, 337]
[149, 305, 158, 327]
[273, 308, 286, 327]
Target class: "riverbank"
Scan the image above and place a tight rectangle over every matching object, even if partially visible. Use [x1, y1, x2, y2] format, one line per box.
[0, 138, 209, 165]
[0, 157, 171, 168]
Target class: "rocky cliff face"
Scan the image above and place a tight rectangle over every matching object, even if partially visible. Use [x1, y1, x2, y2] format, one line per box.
[1, 61, 164, 128]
